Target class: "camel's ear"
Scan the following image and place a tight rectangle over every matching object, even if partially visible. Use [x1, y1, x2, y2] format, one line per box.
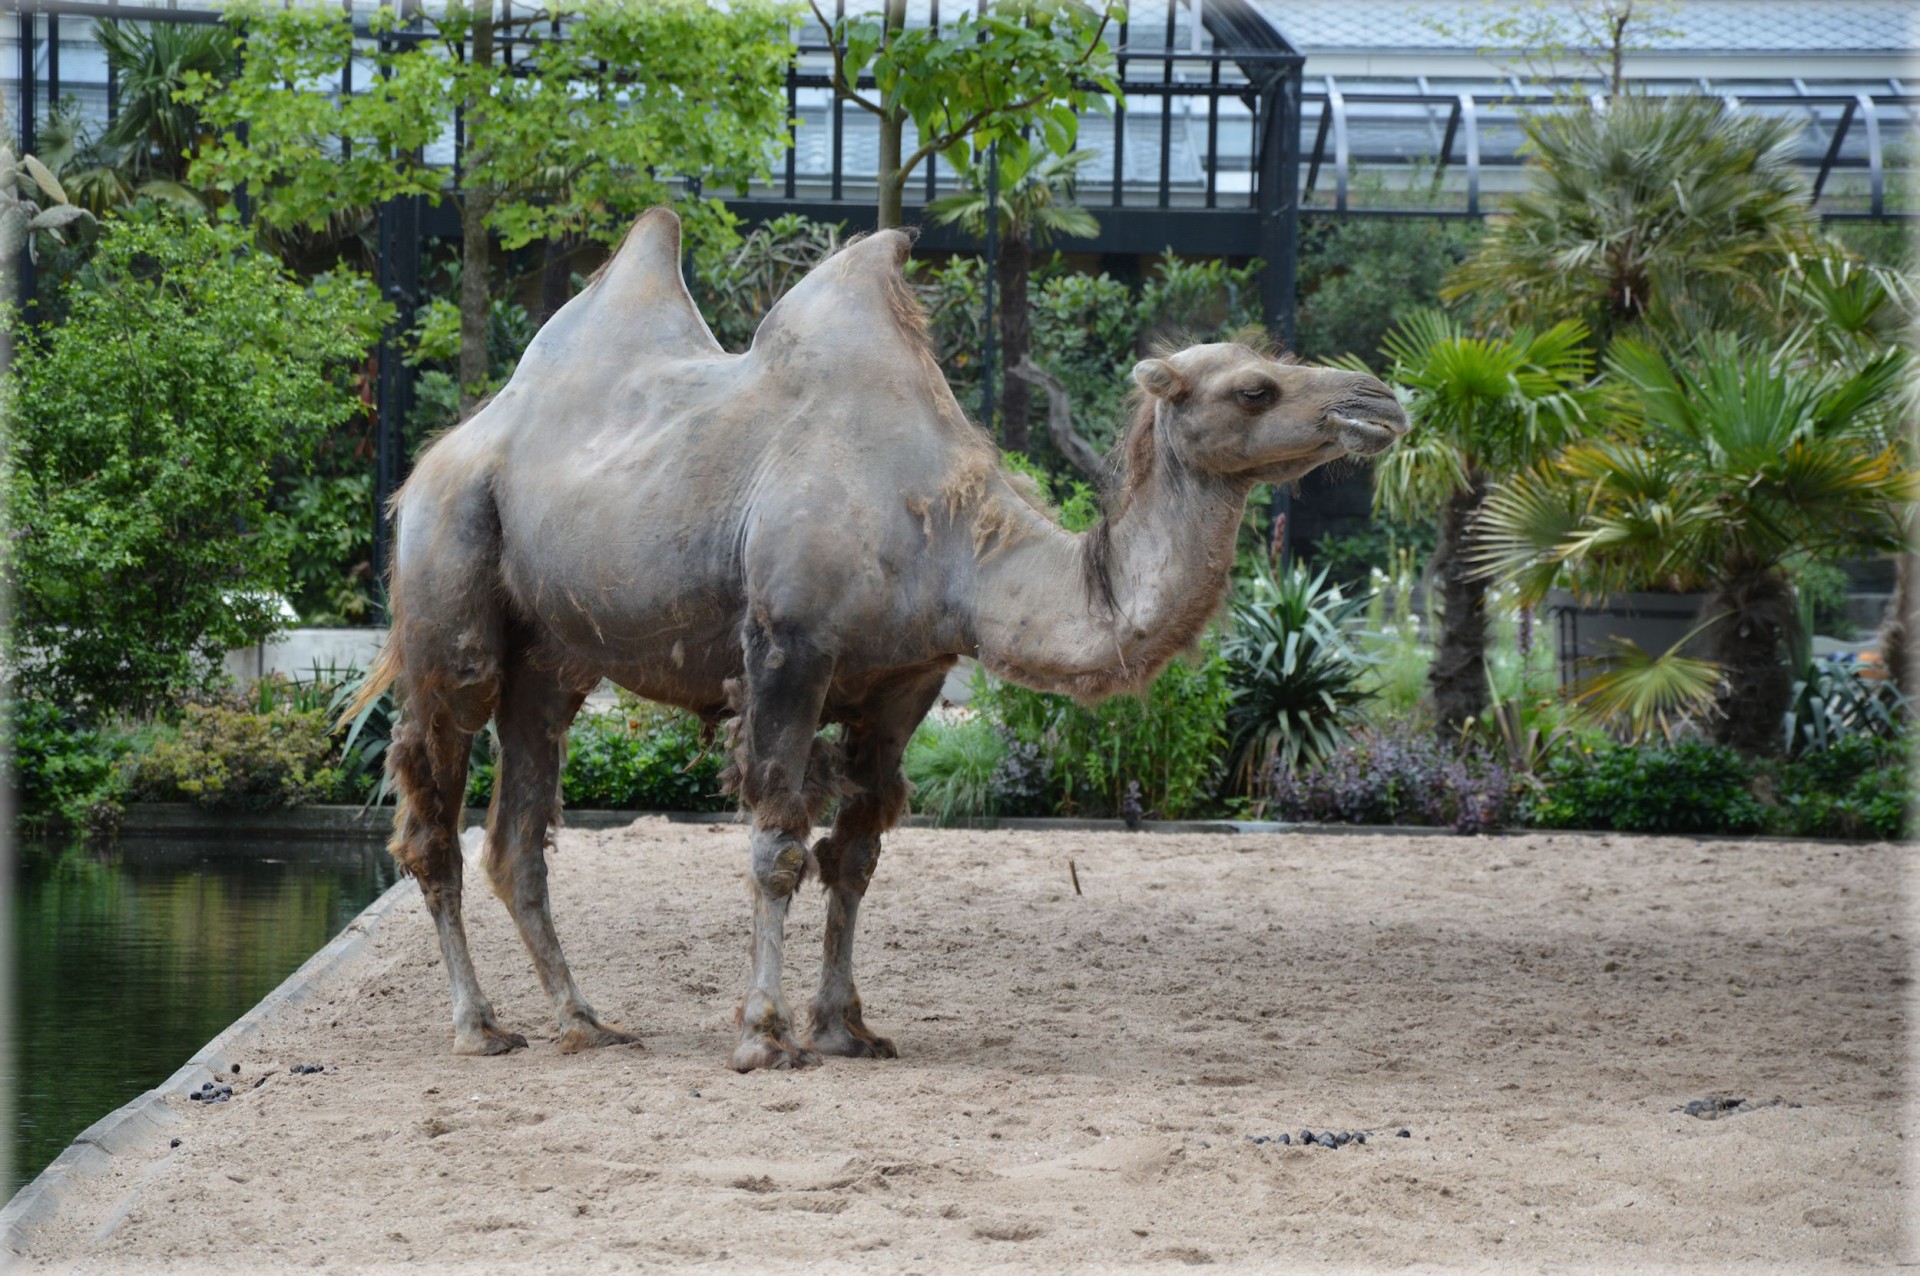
[1132, 358, 1189, 402]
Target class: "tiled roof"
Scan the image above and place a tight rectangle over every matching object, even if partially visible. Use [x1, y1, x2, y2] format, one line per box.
[1258, 0, 1918, 54]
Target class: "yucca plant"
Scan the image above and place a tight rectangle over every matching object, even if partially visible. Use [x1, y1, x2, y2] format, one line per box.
[1222, 560, 1371, 800]
[1476, 335, 1914, 754]
[903, 713, 1008, 825]
[1360, 311, 1602, 733]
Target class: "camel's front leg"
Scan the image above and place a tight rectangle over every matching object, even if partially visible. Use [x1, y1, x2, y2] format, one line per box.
[726, 626, 836, 1072]
[808, 667, 947, 1058]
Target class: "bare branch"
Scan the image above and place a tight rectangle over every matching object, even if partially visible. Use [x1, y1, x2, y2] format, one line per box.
[1010, 357, 1104, 480]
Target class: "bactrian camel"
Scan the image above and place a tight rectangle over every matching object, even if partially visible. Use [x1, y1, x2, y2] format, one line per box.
[351, 208, 1407, 1071]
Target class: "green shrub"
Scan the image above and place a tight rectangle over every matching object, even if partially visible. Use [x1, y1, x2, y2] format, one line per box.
[1526, 741, 1768, 834]
[973, 641, 1232, 820]
[6, 699, 140, 833]
[1767, 736, 1912, 841]
[130, 698, 344, 811]
[903, 714, 1007, 824]
[467, 697, 728, 813]
[7, 211, 386, 713]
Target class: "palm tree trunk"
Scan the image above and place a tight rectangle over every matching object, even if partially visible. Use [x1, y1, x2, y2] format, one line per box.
[998, 233, 1032, 452]
[1704, 566, 1795, 755]
[1880, 550, 1917, 699]
[1429, 476, 1492, 734]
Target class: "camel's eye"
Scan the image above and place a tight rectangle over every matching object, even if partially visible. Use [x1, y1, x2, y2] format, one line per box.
[1236, 383, 1276, 405]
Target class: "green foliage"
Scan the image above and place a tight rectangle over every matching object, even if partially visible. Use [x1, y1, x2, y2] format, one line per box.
[693, 214, 845, 353]
[1525, 740, 1769, 834]
[1784, 658, 1911, 757]
[5, 213, 386, 713]
[816, 0, 1121, 223]
[129, 697, 344, 812]
[973, 644, 1232, 820]
[183, 0, 794, 252]
[1477, 337, 1913, 603]
[915, 251, 1263, 458]
[5, 699, 140, 834]
[1789, 558, 1857, 640]
[1368, 311, 1600, 523]
[1445, 96, 1819, 348]
[264, 473, 377, 625]
[467, 697, 728, 812]
[1221, 561, 1372, 794]
[1766, 736, 1912, 841]
[403, 282, 538, 436]
[1295, 214, 1477, 366]
[903, 714, 1008, 824]
[930, 148, 1100, 246]
[998, 449, 1101, 531]
[36, 18, 234, 215]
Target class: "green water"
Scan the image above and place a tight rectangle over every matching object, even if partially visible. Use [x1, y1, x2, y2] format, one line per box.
[6, 835, 399, 1199]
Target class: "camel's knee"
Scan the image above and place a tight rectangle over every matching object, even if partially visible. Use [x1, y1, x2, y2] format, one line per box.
[749, 826, 809, 899]
[814, 830, 881, 894]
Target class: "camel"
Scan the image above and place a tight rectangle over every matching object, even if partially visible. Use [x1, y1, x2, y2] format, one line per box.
[350, 208, 1407, 1071]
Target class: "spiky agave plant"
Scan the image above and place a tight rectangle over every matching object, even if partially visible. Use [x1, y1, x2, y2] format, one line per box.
[1222, 560, 1371, 800]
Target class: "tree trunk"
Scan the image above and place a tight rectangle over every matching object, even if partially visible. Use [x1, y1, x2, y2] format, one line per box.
[1880, 550, 1918, 700]
[1428, 476, 1492, 735]
[998, 233, 1032, 453]
[1705, 566, 1796, 755]
[457, 3, 496, 415]
[538, 233, 571, 326]
[876, 112, 905, 230]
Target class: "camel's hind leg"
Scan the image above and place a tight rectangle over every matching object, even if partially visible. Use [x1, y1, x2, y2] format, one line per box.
[388, 681, 526, 1056]
[484, 656, 641, 1053]
[807, 666, 947, 1059]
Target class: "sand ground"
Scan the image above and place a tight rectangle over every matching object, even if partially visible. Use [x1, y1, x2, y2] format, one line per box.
[14, 820, 1914, 1273]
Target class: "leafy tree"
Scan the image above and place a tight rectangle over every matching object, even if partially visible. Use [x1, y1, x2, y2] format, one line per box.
[1444, 96, 1819, 350]
[1293, 213, 1477, 367]
[183, 0, 794, 410]
[931, 148, 1098, 449]
[692, 213, 846, 353]
[5, 213, 386, 713]
[1476, 337, 1913, 754]
[1362, 312, 1600, 733]
[811, 0, 1121, 229]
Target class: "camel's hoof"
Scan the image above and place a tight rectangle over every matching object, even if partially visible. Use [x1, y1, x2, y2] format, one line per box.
[807, 1020, 898, 1059]
[730, 1036, 822, 1073]
[558, 1020, 644, 1054]
[454, 1025, 528, 1056]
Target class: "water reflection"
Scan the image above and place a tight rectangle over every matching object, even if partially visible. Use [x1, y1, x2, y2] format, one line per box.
[7, 835, 398, 1198]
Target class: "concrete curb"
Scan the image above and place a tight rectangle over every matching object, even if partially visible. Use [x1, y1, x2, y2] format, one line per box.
[112, 803, 1896, 844]
[0, 873, 422, 1257]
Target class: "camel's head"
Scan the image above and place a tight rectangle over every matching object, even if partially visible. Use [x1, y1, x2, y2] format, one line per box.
[1131, 343, 1407, 485]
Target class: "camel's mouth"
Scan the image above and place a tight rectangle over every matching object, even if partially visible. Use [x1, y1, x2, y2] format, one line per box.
[1329, 411, 1403, 456]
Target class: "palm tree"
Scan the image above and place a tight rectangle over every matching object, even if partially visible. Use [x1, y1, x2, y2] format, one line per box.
[35, 20, 234, 215]
[1364, 312, 1600, 733]
[1475, 336, 1913, 754]
[1444, 96, 1819, 351]
[931, 148, 1099, 452]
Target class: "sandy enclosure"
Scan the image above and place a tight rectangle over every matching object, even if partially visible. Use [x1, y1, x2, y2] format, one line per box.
[16, 821, 1914, 1273]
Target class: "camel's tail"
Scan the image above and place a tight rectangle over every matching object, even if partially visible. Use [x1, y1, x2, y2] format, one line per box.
[338, 632, 404, 730]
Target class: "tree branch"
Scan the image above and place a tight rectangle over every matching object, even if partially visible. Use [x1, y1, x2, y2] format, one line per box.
[1009, 357, 1104, 480]
[809, 0, 885, 117]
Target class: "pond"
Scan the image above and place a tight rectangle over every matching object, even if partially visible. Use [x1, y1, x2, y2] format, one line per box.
[7, 834, 399, 1200]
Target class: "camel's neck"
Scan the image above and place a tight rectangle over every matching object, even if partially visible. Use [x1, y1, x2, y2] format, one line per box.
[966, 446, 1248, 699]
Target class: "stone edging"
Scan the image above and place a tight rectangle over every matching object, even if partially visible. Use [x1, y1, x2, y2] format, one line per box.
[0, 874, 422, 1257]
